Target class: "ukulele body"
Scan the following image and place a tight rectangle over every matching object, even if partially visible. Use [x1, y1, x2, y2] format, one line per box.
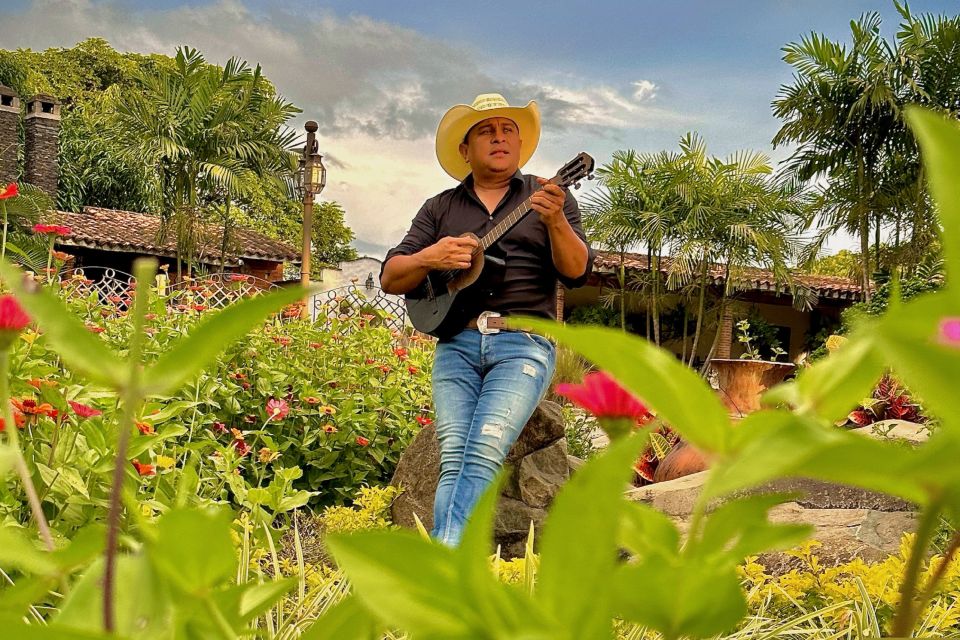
[406, 233, 506, 340]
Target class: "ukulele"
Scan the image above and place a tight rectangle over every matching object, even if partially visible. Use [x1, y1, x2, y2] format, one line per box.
[406, 152, 595, 339]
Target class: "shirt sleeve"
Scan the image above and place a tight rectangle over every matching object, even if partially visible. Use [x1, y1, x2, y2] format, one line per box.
[554, 190, 595, 289]
[380, 200, 438, 282]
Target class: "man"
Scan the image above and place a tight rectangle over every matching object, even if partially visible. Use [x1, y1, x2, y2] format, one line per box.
[381, 93, 594, 546]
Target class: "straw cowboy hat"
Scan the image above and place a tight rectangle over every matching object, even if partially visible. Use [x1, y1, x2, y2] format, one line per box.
[435, 93, 541, 181]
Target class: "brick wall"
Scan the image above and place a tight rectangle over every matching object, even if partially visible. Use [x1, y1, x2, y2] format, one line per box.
[23, 95, 60, 198]
[0, 85, 20, 185]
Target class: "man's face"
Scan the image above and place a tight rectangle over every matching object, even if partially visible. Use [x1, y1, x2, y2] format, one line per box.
[460, 117, 522, 178]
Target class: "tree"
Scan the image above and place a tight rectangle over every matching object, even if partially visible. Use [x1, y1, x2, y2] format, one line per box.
[107, 47, 301, 275]
[774, 4, 960, 294]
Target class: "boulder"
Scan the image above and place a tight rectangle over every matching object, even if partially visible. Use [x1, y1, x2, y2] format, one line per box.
[627, 471, 918, 574]
[390, 400, 567, 555]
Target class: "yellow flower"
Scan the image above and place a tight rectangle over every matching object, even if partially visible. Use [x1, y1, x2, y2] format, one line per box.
[155, 455, 176, 469]
[825, 334, 848, 352]
[320, 405, 337, 415]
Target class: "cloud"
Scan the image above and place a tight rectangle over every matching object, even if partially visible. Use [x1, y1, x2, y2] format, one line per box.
[0, 0, 694, 254]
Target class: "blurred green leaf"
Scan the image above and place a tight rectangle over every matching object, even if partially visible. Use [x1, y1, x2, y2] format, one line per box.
[143, 284, 317, 395]
[613, 558, 746, 638]
[768, 328, 884, 424]
[0, 260, 125, 388]
[326, 529, 471, 637]
[618, 501, 680, 559]
[694, 493, 811, 559]
[148, 508, 236, 595]
[300, 594, 385, 640]
[237, 578, 297, 623]
[0, 527, 58, 575]
[906, 107, 960, 285]
[535, 431, 648, 638]
[511, 319, 731, 453]
[54, 554, 171, 639]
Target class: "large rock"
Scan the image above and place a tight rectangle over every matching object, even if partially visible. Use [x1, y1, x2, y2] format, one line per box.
[627, 471, 917, 573]
[390, 400, 567, 554]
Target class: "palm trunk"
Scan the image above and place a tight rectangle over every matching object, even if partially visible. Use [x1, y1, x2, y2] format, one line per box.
[618, 249, 626, 332]
[652, 247, 661, 347]
[220, 191, 231, 271]
[857, 151, 871, 301]
[645, 245, 652, 340]
[687, 258, 709, 368]
[681, 305, 689, 363]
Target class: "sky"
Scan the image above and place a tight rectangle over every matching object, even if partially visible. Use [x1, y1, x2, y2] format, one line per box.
[1, 0, 957, 258]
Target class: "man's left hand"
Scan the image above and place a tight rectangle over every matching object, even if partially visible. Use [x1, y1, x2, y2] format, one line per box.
[531, 177, 568, 229]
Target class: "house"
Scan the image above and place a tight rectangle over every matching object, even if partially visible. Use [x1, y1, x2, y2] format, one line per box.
[0, 85, 300, 283]
[316, 255, 383, 291]
[564, 250, 863, 361]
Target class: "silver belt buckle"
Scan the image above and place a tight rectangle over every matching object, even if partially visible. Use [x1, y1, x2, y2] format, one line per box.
[476, 310, 501, 335]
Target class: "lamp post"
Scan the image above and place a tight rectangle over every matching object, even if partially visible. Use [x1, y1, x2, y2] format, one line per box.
[296, 121, 326, 317]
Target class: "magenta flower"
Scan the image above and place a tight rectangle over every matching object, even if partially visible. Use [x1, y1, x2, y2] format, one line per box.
[266, 398, 289, 421]
[555, 371, 653, 441]
[940, 317, 960, 347]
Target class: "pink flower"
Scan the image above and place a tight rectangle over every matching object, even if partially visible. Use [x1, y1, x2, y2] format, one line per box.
[211, 421, 228, 435]
[68, 400, 102, 419]
[0, 295, 31, 339]
[266, 398, 289, 421]
[32, 223, 71, 236]
[0, 183, 18, 200]
[555, 371, 653, 441]
[940, 317, 960, 347]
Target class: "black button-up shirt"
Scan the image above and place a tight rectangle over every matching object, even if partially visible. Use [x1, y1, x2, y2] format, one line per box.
[382, 170, 594, 321]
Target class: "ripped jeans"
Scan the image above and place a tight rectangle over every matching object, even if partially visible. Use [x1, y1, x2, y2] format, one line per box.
[430, 328, 556, 547]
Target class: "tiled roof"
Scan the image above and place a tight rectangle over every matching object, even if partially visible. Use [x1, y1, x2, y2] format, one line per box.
[44, 207, 300, 265]
[593, 251, 863, 300]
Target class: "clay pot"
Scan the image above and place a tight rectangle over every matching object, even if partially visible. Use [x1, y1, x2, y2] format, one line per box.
[709, 359, 796, 417]
[653, 441, 708, 483]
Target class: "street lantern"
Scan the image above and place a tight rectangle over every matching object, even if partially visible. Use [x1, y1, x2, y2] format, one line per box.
[298, 121, 327, 298]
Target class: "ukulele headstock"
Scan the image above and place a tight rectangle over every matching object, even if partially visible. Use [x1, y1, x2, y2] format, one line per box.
[550, 152, 595, 190]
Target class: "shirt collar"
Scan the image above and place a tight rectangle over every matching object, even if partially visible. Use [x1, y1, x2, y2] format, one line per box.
[461, 170, 524, 190]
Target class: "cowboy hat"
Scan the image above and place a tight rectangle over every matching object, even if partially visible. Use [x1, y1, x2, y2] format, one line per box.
[435, 93, 540, 181]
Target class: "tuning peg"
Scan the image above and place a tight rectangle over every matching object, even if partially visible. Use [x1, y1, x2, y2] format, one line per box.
[574, 182, 581, 190]
[587, 173, 595, 180]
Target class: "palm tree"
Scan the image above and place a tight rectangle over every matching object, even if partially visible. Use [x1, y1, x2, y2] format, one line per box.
[108, 48, 300, 276]
[773, 12, 902, 301]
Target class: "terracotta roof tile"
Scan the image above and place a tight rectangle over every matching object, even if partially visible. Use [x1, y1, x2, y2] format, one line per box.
[44, 207, 300, 265]
[593, 250, 863, 300]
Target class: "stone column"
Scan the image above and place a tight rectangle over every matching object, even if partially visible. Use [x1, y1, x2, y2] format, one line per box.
[23, 94, 61, 199]
[716, 304, 734, 358]
[0, 85, 20, 185]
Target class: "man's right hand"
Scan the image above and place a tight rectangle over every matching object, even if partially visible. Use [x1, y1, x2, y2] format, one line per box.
[419, 235, 479, 270]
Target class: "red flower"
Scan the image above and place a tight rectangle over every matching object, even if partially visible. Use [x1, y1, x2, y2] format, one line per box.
[85, 322, 105, 334]
[394, 347, 408, 359]
[356, 436, 370, 446]
[555, 372, 651, 420]
[266, 398, 289, 421]
[273, 336, 292, 346]
[192, 304, 207, 312]
[555, 371, 653, 441]
[0, 295, 31, 333]
[379, 365, 391, 374]
[211, 421, 228, 435]
[144, 313, 157, 321]
[309, 342, 323, 349]
[131, 459, 156, 476]
[31, 223, 71, 236]
[416, 415, 433, 426]
[365, 358, 376, 365]
[135, 421, 155, 435]
[233, 438, 251, 457]
[847, 409, 873, 426]
[0, 183, 18, 200]
[68, 400, 102, 419]
[407, 366, 418, 375]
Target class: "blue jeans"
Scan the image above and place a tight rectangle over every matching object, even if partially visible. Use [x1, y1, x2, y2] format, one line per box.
[430, 328, 556, 546]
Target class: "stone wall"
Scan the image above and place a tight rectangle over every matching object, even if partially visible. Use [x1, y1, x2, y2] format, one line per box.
[0, 85, 20, 185]
[23, 95, 60, 198]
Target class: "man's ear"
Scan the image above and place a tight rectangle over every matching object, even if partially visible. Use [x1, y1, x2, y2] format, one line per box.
[459, 141, 469, 162]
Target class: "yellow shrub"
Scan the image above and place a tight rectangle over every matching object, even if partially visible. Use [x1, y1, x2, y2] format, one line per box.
[318, 485, 400, 534]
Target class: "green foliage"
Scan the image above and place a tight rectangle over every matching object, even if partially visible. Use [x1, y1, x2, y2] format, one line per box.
[567, 302, 622, 328]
